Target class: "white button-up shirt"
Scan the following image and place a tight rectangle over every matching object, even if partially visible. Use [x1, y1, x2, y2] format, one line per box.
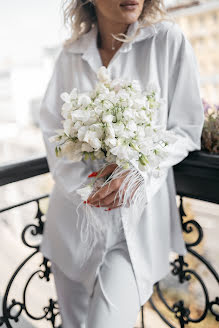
[39, 19, 204, 306]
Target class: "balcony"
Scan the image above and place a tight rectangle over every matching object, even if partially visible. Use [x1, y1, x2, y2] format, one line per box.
[0, 150, 218, 328]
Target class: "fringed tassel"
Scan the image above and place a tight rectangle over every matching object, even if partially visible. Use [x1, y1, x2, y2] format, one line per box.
[75, 163, 147, 268]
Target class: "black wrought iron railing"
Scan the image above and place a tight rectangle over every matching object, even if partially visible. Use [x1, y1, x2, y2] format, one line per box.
[0, 151, 218, 328]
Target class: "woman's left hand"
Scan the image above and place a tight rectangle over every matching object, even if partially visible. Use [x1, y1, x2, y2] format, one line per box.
[87, 164, 128, 209]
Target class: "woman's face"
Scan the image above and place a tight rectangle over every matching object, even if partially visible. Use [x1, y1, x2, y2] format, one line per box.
[94, 0, 145, 25]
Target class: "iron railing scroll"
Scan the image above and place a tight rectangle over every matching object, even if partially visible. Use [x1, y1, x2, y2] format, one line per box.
[0, 151, 218, 328]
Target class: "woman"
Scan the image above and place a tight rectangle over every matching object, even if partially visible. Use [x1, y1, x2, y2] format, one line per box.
[39, 0, 204, 327]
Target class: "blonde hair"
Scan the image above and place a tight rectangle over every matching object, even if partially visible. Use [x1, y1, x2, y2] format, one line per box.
[62, 0, 175, 48]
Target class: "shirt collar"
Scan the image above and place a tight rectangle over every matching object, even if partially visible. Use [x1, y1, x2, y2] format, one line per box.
[66, 19, 158, 55]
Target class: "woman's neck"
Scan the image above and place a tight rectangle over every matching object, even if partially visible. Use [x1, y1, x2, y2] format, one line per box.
[96, 16, 129, 52]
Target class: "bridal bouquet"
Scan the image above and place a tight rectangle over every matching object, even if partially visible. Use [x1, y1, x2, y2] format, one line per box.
[49, 66, 177, 265]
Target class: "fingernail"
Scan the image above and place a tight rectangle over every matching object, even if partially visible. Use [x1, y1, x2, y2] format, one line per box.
[96, 205, 100, 207]
[87, 200, 90, 204]
[88, 171, 98, 178]
[104, 208, 111, 211]
[83, 201, 87, 204]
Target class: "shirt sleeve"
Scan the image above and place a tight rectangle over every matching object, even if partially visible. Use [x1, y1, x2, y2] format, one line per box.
[131, 24, 205, 204]
[39, 49, 89, 203]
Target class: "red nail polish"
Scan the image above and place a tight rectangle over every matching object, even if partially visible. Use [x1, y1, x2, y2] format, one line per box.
[83, 201, 87, 204]
[88, 171, 98, 178]
[87, 200, 90, 204]
[96, 205, 100, 207]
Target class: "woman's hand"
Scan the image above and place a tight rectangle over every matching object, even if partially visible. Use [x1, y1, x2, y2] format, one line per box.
[87, 164, 129, 209]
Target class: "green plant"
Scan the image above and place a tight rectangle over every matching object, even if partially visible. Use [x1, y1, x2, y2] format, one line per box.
[201, 99, 219, 154]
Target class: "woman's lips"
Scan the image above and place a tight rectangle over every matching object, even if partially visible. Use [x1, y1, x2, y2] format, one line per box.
[120, 1, 139, 10]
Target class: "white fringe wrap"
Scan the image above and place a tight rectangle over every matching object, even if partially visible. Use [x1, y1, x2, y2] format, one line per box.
[75, 162, 148, 268]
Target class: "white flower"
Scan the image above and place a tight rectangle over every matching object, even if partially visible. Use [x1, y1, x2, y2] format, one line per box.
[90, 138, 102, 150]
[131, 80, 142, 92]
[56, 75, 177, 182]
[78, 94, 92, 107]
[77, 126, 89, 141]
[83, 131, 102, 150]
[123, 109, 135, 120]
[147, 153, 161, 169]
[105, 137, 117, 147]
[71, 109, 91, 123]
[76, 185, 93, 201]
[49, 129, 66, 143]
[60, 92, 70, 103]
[69, 88, 78, 100]
[105, 154, 117, 163]
[135, 110, 147, 122]
[110, 144, 139, 161]
[126, 121, 137, 132]
[89, 123, 104, 139]
[110, 78, 123, 92]
[102, 113, 114, 123]
[81, 143, 94, 152]
[61, 102, 72, 119]
[49, 135, 59, 143]
[63, 119, 74, 136]
[61, 141, 83, 162]
[94, 149, 105, 159]
[97, 66, 111, 83]
[106, 125, 115, 138]
[113, 122, 124, 136]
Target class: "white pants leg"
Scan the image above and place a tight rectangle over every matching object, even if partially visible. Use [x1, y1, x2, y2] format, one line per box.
[51, 239, 141, 328]
[85, 239, 141, 328]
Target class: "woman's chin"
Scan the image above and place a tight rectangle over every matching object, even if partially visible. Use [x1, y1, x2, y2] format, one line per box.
[118, 13, 139, 24]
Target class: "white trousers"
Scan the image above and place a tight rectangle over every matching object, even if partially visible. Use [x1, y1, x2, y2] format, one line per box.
[51, 211, 141, 328]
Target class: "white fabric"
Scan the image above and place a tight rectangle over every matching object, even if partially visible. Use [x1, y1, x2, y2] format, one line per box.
[39, 19, 204, 306]
[51, 214, 141, 328]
